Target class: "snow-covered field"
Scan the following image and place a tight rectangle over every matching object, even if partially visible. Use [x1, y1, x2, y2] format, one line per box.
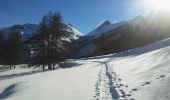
[1, 39, 170, 100]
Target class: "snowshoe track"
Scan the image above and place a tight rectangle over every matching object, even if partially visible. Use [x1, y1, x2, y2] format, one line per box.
[94, 62, 133, 100]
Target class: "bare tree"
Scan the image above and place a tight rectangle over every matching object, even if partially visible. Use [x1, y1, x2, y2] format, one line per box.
[7, 29, 22, 69]
[29, 11, 70, 70]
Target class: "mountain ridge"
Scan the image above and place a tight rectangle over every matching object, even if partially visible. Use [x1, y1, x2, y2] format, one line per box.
[0, 23, 83, 42]
[73, 13, 170, 58]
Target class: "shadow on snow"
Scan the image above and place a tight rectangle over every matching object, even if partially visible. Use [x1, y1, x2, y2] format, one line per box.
[0, 83, 18, 99]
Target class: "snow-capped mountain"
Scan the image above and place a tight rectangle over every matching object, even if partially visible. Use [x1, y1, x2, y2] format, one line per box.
[73, 13, 170, 58]
[87, 20, 126, 37]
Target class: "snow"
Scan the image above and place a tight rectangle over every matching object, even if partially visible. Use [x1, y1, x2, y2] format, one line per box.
[0, 62, 99, 100]
[57, 24, 83, 42]
[1, 38, 170, 100]
[106, 46, 170, 100]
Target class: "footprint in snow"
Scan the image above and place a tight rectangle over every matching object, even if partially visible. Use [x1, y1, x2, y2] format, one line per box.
[120, 84, 124, 86]
[118, 78, 122, 82]
[119, 89, 125, 95]
[127, 94, 131, 97]
[132, 88, 138, 91]
[156, 75, 165, 80]
[125, 85, 128, 87]
[159, 75, 165, 78]
[141, 82, 151, 86]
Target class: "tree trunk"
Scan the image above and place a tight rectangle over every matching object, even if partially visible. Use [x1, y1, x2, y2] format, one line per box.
[52, 63, 55, 70]
[42, 40, 45, 71]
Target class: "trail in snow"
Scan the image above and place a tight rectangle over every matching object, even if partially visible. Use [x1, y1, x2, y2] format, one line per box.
[94, 62, 133, 100]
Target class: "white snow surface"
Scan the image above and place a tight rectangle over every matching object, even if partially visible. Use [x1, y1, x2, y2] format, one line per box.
[1, 38, 170, 100]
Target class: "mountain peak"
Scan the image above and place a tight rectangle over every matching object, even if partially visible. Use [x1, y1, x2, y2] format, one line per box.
[97, 20, 112, 29]
[87, 20, 126, 37]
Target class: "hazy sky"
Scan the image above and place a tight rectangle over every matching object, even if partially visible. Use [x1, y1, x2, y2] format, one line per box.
[0, 0, 151, 34]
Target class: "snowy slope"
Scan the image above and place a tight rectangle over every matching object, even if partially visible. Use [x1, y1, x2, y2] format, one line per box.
[107, 46, 170, 100]
[63, 25, 83, 41]
[1, 38, 170, 100]
[67, 25, 83, 36]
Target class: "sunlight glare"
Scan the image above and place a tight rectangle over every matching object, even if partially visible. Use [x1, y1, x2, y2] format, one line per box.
[140, 0, 170, 11]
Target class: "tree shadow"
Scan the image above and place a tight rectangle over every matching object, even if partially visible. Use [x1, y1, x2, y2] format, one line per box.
[62, 62, 82, 68]
[0, 83, 17, 99]
[0, 70, 44, 81]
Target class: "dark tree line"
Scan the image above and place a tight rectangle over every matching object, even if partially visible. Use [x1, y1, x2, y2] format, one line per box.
[3, 29, 22, 69]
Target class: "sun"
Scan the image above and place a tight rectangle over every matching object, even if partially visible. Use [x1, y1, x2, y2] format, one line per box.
[150, 0, 170, 10]
[139, 0, 170, 11]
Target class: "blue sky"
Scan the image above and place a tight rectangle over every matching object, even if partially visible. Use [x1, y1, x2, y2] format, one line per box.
[0, 0, 150, 34]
